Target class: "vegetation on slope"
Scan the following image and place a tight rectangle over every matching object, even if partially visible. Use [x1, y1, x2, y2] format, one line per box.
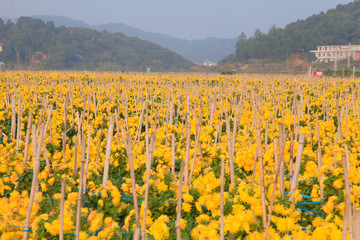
[226, 1, 360, 63]
[0, 17, 194, 71]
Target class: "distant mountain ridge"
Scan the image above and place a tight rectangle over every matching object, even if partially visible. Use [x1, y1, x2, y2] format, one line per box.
[0, 16, 194, 71]
[33, 15, 237, 64]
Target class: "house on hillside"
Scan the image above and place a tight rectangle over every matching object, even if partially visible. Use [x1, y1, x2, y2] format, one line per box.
[310, 44, 360, 67]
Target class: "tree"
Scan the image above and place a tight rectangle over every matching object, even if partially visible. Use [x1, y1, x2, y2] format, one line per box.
[235, 32, 247, 61]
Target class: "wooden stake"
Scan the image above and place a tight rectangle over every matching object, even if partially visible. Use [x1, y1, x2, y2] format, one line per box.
[289, 124, 294, 175]
[22, 112, 32, 170]
[220, 155, 225, 240]
[342, 154, 353, 240]
[176, 161, 184, 240]
[59, 176, 66, 240]
[256, 124, 267, 228]
[171, 132, 176, 178]
[60, 97, 69, 240]
[142, 131, 156, 239]
[279, 124, 285, 198]
[225, 115, 235, 184]
[74, 112, 84, 175]
[16, 97, 22, 151]
[11, 95, 16, 139]
[95, 119, 105, 164]
[353, 207, 360, 240]
[289, 133, 305, 201]
[23, 123, 45, 240]
[264, 139, 281, 240]
[102, 116, 115, 187]
[188, 114, 202, 187]
[317, 147, 324, 200]
[184, 114, 191, 187]
[120, 126, 141, 240]
[75, 135, 86, 240]
[83, 122, 91, 193]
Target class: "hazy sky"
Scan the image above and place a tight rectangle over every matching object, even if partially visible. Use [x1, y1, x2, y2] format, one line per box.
[0, 0, 355, 40]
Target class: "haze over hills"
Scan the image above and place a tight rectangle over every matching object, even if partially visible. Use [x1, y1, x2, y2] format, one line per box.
[225, 1, 360, 64]
[0, 17, 194, 71]
[32, 15, 237, 64]
[213, 0, 360, 74]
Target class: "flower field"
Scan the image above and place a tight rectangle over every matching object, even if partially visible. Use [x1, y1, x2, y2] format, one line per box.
[0, 72, 359, 240]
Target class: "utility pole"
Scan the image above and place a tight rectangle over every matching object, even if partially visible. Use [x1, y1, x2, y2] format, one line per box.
[348, 42, 351, 68]
[334, 46, 338, 70]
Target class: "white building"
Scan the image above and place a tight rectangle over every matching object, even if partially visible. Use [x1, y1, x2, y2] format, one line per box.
[310, 44, 360, 65]
[203, 59, 217, 67]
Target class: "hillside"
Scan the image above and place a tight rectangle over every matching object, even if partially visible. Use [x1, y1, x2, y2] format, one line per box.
[226, 1, 360, 64]
[33, 15, 237, 64]
[0, 17, 194, 71]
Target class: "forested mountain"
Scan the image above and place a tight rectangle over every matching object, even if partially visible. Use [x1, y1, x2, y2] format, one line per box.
[94, 23, 236, 64]
[228, 1, 360, 62]
[32, 15, 236, 64]
[0, 17, 194, 71]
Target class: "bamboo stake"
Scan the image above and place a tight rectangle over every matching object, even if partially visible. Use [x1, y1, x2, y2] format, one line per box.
[264, 138, 281, 240]
[256, 124, 267, 228]
[309, 114, 313, 149]
[317, 147, 324, 200]
[83, 122, 91, 193]
[150, 114, 158, 166]
[220, 155, 225, 240]
[142, 131, 156, 239]
[102, 116, 115, 187]
[342, 154, 353, 240]
[62, 98, 68, 164]
[176, 161, 185, 240]
[114, 110, 121, 145]
[11, 94, 16, 139]
[95, 119, 105, 164]
[289, 133, 305, 201]
[171, 132, 176, 178]
[188, 114, 202, 187]
[59, 177, 66, 240]
[289, 124, 294, 175]
[184, 114, 191, 187]
[75, 135, 86, 240]
[42, 142, 51, 169]
[22, 112, 32, 170]
[74, 112, 84, 175]
[264, 121, 268, 151]
[225, 115, 235, 184]
[16, 97, 21, 151]
[120, 126, 141, 240]
[134, 102, 146, 146]
[145, 111, 150, 172]
[279, 124, 285, 198]
[214, 121, 221, 145]
[23, 123, 45, 240]
[353, 207, 360, 240]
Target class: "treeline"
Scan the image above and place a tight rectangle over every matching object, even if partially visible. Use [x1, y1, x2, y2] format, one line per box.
[0, 17, 194, 71]
[231, 1, 360, 62]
